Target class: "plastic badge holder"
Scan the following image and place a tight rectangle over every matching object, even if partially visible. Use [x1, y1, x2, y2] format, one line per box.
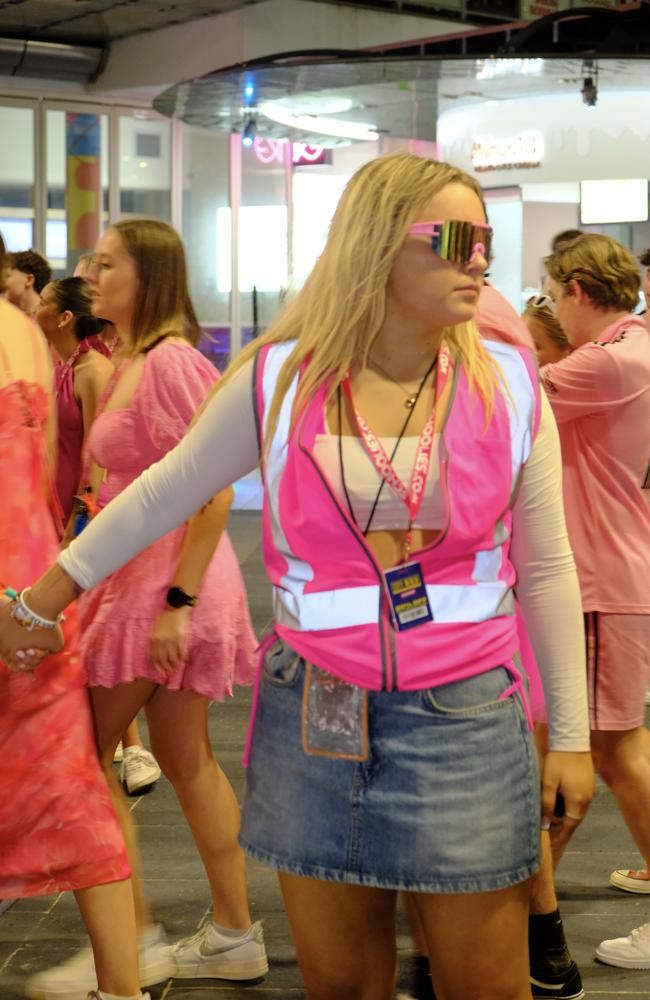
[302, 663, 368, 761]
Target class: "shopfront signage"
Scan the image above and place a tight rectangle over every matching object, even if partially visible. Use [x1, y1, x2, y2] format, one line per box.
[522, 0, 616, 18]
[471, 131, 543, 172]
[252, 137, 327, 166]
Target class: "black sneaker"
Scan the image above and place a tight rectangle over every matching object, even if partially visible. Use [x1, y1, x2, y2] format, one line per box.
[531, 958, 585, 999]
[529, 910, 585, 1000]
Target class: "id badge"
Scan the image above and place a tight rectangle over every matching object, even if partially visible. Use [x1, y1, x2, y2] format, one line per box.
[71, 496, 91, 538]
[302, 663, 368, 761]
[385, 561, 434, 631]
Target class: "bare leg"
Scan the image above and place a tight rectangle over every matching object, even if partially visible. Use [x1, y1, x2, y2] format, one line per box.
[146, 686, 251, 929]
[408, 881, 533, 1000]
[529, 833, 557, 915]
[122, 717, 144, 750]
[279, 874, 397, 1000]
[91, 679, 158, 934]
[592, 728, 650, 864]
[74, 879, 139, 996]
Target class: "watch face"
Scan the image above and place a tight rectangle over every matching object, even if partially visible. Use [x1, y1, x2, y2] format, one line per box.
[166, 586, 195, 608]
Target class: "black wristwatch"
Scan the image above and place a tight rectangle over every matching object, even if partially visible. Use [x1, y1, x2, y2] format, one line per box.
[166, 586, 199, 609]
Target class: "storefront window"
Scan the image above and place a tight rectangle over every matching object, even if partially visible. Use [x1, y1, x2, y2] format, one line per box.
[0, 105, 35, 254]
[46, 108, 109, 277]
[182, 125, 230, 369]
[238, 137, 288, 345]
[119, 111, 171, 221]
[291, 141, 379, 290]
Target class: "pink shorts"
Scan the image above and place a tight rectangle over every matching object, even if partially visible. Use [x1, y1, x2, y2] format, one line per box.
[585, 612, 650, 731]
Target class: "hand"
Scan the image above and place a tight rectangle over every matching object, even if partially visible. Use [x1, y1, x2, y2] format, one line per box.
[541, 750, 595, 864]
[0, 595, 65, 672]
[148, 606, 191, 674]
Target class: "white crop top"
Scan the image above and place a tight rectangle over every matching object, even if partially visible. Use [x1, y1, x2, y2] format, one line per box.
[314, 433, 445, 532]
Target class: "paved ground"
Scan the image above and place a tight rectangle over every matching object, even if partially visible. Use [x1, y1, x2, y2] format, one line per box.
[2, 511, 650, 999]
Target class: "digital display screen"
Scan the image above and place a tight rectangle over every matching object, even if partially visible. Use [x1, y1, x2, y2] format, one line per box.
[580, 179, 648, 225]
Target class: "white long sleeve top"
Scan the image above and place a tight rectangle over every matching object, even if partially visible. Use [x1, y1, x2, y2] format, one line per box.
[59, 358, 589, 752]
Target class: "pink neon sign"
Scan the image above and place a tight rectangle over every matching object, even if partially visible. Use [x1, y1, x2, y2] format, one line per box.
[252, 137, 326, 166]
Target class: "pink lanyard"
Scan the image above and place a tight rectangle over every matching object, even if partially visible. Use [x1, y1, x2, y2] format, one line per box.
[341, 344, 453, 563]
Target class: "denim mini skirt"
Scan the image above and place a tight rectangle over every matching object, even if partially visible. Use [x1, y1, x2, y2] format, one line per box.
[240, 640, 540, 893]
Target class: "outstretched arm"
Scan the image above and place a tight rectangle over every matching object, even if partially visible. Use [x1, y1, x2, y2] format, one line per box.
[0, 359, 259, 667]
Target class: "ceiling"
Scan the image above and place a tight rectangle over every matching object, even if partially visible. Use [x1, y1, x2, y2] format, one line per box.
[145, 4, 650, 144]
[0, 0, 503, 47]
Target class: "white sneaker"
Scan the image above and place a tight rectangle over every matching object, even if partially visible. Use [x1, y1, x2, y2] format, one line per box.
[25, 926, 175, 999]
[609, 868, 650, 893]
[137, 924, 177, 985]
[121, 746, 161, 796]
[113, 741, 124, 764]
[171, 914, 268, 981]
[87, 994, 151, 1000]
[596, 922, 650, 968]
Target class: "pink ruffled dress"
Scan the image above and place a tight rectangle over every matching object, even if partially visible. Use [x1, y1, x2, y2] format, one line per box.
[0, 302, 129, 897]
[54, 339, 93, 528]
[78, 340, 257, 698]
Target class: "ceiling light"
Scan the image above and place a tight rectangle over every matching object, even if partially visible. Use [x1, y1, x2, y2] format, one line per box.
[275, 94, 354, 115]
[242, 118, 256, 147]
[260, 102, 378, 142]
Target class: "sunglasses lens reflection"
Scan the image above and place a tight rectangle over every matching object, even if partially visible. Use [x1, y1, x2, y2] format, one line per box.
[432, 222, 493, 265]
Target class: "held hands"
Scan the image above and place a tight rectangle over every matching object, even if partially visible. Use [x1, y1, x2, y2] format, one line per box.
[541, 750, 595, 864]
[148, 606, 191, 674]
[0, 595, 65, 672]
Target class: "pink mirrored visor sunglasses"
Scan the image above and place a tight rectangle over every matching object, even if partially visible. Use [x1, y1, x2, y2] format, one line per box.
[408, 220, 493, 266]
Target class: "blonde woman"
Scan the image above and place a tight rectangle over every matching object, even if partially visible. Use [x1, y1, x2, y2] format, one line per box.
[0, 155, 593, 1000]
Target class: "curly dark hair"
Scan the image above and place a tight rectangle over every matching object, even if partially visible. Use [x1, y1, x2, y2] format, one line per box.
[9, 249, 52, 293]
[639, 248, 650, 268]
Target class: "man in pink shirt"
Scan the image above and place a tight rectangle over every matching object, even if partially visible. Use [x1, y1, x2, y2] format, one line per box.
[543, 233, 650, 969]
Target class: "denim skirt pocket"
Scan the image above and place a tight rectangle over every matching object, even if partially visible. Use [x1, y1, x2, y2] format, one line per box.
[422, 665, 516, 717]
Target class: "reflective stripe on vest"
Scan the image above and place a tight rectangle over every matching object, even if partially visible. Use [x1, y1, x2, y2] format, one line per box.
[262, 342, 316, 593]
[273, 580, 515, 631]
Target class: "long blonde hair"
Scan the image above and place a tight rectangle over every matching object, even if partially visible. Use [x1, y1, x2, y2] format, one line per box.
[221, 152, 498, 443]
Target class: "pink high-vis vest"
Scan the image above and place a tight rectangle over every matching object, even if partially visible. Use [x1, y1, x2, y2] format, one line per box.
[254, 339, 541, 693]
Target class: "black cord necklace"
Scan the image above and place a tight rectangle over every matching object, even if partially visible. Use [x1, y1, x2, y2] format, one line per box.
[337, 355, 438, 536]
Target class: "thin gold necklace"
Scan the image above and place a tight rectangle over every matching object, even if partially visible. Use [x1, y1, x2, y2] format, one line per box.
[367, 357, 433, 409]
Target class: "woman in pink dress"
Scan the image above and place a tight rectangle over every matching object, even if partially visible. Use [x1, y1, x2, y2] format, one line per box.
[0, 237, 145, 1000]
[18, 218, 267, 999]
[35, 276, 113, 534]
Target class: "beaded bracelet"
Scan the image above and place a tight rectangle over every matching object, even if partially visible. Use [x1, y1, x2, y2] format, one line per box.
[8, 588, 64, 632]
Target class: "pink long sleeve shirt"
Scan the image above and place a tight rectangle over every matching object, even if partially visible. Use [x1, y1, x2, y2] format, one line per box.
[542, 315, 650, 614]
